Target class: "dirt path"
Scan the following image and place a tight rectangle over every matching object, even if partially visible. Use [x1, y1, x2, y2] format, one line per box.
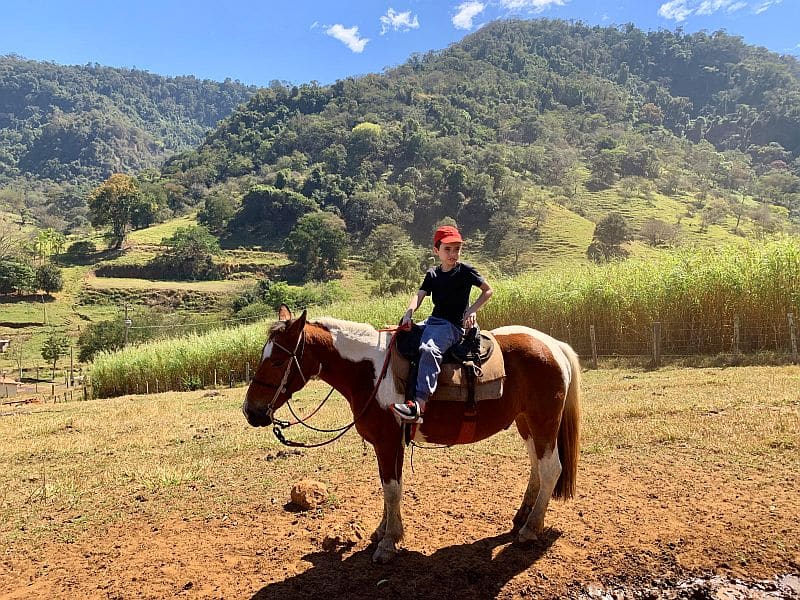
[2, 451, 798, 599]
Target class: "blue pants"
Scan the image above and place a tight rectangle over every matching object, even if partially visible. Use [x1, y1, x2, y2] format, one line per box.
[416, 316, 464, 402]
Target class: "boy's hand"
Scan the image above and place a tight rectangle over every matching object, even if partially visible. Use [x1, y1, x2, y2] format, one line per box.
[400, 309, 413, 330]
[463, 311, 477, 329]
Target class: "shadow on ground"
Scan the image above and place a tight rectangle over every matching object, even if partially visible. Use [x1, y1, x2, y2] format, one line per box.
[250, 529, 560, 600]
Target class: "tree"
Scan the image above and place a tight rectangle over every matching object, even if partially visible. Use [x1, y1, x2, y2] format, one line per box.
[35, 263, 64, 296]
[594, 212, 631, 246]
[149, 225, 222, 280]
[233, 184, 318, 241]
[284, 212, 348, 281]
[88, 173, 152, 249]
[41, 329, 69, 379]
[77, 320, 128, 362]
[0, 260, 35, 295]
[640, 218, 680, 247]
[587, 212, 631, 263]
[198, 190, 238, 234]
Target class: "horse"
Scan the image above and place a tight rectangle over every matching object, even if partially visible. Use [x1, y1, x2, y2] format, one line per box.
[242, 305, 582, 564]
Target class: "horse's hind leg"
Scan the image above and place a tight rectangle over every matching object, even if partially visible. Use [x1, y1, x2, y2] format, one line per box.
[512, 415, 539, 531]
[516, 416, 562, 544]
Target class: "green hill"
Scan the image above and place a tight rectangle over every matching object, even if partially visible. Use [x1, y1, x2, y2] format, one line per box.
[156, 18, 799, 259]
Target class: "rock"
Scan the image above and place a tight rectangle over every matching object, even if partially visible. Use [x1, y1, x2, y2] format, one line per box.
[290, 480, 328, 510]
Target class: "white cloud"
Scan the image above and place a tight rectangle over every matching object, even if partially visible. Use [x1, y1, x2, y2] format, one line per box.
[380, 8, 420, 35]
[658, 0, 693, 21]
[695, 0, 749, 15]
[325, 24, 369, 53]
[661, 0, 782, 20]
[501, 0, 568, 11]
[452, 1, 486, 30]
[754, 0, 782, 14]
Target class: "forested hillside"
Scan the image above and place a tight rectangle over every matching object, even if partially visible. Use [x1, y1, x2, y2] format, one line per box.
[0, 55, 257, 228]
[159, 18, 800, 257]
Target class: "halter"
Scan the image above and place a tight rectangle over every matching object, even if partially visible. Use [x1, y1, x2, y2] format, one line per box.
[250, 328, 308, 415]
[249, 324, 403, 449]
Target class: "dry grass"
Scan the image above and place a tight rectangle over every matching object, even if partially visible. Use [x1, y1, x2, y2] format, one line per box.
[0, 365, 797, 548]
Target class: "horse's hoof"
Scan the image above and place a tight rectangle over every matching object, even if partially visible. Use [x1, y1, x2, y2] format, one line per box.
[515, 525, 539, 545]
[372, 541, 398, 564]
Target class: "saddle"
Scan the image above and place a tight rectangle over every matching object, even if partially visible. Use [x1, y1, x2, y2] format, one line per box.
[390, 324, 505, 404]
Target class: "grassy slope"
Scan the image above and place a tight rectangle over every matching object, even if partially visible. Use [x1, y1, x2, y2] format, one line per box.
[2, 187, 797, 372]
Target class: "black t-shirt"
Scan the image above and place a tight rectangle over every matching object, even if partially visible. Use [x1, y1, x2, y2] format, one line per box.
[420, 262, 486, 327]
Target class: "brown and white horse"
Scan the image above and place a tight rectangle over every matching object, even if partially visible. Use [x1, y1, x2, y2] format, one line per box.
[242, 307, 582, 563]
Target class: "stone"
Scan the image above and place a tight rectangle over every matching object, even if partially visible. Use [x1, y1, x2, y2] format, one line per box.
[290, 480, 328, 510]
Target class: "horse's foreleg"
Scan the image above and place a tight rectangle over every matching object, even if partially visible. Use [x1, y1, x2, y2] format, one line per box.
[371, 438, 405, 563]
[517, 432, 561, 544]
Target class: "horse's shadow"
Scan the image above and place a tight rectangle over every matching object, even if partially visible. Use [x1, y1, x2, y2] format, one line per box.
[250, 528, 560, 600]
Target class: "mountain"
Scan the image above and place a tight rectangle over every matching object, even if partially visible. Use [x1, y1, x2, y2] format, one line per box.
[0, 55, 259, 185]
[157, 18, 799, 255]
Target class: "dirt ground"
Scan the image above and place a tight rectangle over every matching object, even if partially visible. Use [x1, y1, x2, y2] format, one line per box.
[2, 448, 798, 599]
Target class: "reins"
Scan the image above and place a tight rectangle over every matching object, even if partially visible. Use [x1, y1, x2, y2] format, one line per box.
[268, 325, 403, 449]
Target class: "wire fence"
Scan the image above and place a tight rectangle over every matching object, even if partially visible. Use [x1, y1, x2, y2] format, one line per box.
[4, 313, 797, 404]
[552, 314, 799, 367]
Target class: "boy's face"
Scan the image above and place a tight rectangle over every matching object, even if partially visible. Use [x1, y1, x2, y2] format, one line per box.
[434, 241, 462, 270]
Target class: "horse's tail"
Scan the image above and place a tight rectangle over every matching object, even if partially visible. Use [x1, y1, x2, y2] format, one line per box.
[553, 341, 581, 500]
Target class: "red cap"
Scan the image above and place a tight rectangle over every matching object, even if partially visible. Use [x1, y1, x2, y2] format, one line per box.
[433, 225, 463, 247]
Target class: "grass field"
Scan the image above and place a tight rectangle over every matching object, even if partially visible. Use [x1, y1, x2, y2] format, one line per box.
[1, 365, 796, 546]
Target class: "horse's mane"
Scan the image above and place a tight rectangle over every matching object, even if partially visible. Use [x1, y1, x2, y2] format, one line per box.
[269, 316, 380, 343]
[314, 317, 379, 341]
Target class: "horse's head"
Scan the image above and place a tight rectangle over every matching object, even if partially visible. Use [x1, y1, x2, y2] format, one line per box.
[243, 304, 314, 427]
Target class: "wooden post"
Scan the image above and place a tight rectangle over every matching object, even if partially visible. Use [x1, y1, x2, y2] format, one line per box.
[245, 362, 250, 383]
[789, 313, 798, 364]
[155, 379, 159, 394]
[35, 367, 39, 392]
[229, 370, 234, 388]
[589, 325, 598, 369]
[123, 304, 131, 348]
[652, 322, 662, 368]
[145, 381, 149, 395]
[214, 369, 217, 388]
[733, 316, 740, 356]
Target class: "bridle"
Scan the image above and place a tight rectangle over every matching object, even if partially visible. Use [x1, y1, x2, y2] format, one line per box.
[249, 327, 308, 417]
[246, 323, 404, 449]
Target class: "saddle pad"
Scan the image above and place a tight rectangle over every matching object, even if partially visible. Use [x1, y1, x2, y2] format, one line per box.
[390, 330, 506, 403]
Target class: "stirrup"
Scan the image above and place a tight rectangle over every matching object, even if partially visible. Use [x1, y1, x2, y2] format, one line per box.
[391, 400, 424, 424]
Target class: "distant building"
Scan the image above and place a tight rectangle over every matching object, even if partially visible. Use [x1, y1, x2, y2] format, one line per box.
[0, 377, 18, 398]
[0, 339, 9, 353]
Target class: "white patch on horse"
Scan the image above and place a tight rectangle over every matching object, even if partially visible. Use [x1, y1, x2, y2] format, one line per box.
[493, 325, 572, 394]
[262, 341, 274, 361]
[315, 318, 404, 409]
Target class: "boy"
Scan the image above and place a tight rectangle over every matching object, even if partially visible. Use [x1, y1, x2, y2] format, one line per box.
[391, 225, 493, 423]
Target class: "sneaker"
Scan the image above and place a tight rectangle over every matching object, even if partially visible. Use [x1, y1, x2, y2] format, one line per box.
[391, 400, 424, 423]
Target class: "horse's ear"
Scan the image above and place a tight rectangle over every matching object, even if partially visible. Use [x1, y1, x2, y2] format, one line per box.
[297, 310, 307, 328]
[278, 303, 292, 321]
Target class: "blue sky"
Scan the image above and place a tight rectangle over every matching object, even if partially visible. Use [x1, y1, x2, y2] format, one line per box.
[1, 1, 798, 86]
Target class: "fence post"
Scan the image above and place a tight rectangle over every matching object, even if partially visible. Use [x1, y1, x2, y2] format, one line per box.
[589, 325, 598, 369]
[733, 316, 740, 356]
[229, 369, 234, 388]
[145, 381, 149, 395]
[788, 313, 798, 364]
[214, 369, 217, 388]
[652, 322, 662, 368]
[246, 362, 250, 383]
